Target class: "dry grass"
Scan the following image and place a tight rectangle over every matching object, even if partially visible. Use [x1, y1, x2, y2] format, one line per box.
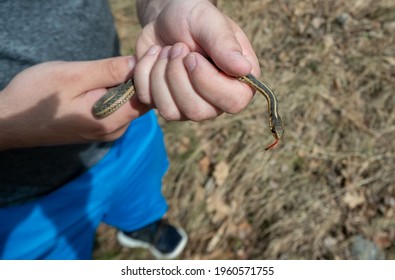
[94, 0, 395, 260]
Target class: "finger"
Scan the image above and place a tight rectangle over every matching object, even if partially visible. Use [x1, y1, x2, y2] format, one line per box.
[135, 24, 166, 59]
[184, 52, 254, 114]
[77, 55, 152, 124]
[232, 24, 261, 77]
[167, 43, 221, 121]
[64, 56, 137, 93]
[133, 45, 161, 106]
[189, 6, 252, 76]
[80, 87, 150, 126]
[150, 46, 183, 120]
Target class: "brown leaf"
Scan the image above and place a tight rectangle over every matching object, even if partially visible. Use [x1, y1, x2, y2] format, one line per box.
[206, 190, 231, 224]
[207, 223, 227, 253]
[384, 56, 395, 67]
[199, 155, 211, 176]
[178, 136, 191, 153]
[374, 231, 393, 249]
[213, 161, 230, 186]
[344, 191, 365, 209]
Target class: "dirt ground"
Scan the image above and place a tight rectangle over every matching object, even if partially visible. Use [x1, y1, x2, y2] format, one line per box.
[94, 0, 395, 260]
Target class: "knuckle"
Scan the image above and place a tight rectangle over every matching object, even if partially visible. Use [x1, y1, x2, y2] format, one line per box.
[134, 56, 146, 73]
[48, 62, 83, 84]
[103, 58, 126, 83]
[64, 71, 83, 84]
[136, 91, 152, 105]
[158, 107, 180, 121]
[184, 106, 207, 122]
[224, 95, 249, 114]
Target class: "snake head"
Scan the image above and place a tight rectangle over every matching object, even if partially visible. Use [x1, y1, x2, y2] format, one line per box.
[270, 116, 284, 140]
[265, 116, 284, 151]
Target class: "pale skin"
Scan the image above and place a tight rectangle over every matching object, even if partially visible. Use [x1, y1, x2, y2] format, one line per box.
[0, 0, 260, 151]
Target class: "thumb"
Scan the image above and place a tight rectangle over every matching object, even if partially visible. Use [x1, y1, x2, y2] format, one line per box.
[75, 56, 151, 121]
[190, 6, 252, 76]
[71, 56, 137, 92]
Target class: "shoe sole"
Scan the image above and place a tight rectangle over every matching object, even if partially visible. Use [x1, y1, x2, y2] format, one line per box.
[117, 228, 188, 260]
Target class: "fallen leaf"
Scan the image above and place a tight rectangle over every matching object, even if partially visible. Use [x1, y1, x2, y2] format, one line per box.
[199, 155, 211, 176]
[207, 223, 227, 253]
[236, 220, 253, 239]
[213, 161, 230, 186]
[311, 17, 324, 29]
[178, 136, 191, 153]
[344, 191, 365, 209]
[206, 190, 231, 223]
[384, 56, 395, 67]
[374, 231, 393, 249]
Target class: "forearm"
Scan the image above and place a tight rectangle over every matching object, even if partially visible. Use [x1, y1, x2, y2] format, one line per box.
[0, 87, 45, 151]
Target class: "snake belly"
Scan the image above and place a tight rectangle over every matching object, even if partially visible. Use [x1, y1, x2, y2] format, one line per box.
[92, 79, 135, 119]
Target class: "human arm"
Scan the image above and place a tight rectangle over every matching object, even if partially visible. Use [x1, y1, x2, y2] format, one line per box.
[0, 56, 149, 151]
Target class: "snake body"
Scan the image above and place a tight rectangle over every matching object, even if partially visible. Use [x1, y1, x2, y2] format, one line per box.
[92, 79, 135, 119]
[92, 74, 284, 149]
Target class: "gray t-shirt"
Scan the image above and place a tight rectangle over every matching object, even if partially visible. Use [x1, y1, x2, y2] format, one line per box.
[0, 0, 120, 207]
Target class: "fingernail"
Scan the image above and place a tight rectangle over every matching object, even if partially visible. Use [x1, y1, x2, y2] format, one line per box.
[184, 54, 196, 72]
[127, 56, 137, 69]
[147, 45, 160, 55]
[170, 44, 183, 60]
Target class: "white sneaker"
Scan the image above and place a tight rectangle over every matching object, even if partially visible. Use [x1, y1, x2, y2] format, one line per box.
[117, 219, 188, 259]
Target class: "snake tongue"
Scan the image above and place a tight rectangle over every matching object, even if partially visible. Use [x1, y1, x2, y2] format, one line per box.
[264, 138, 279, 152]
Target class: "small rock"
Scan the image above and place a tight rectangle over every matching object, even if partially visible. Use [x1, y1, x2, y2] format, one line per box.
[312, 17, 325, 29]
[383, 21, 395, 34]
[336, 13, 350, 26]
[351, 235, 386, 260]
[324, 236, 338, 252]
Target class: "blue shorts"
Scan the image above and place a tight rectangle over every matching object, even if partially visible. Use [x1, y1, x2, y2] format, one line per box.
[0, 111, 169, 259]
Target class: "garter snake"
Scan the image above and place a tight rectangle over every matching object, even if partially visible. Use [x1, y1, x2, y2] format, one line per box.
[238, 74, 284, 150]
[92, 73, 284, 150]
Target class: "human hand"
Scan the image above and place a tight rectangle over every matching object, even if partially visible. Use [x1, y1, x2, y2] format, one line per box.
[134, 0, 260, 121]
[0, 56, 149, 150]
